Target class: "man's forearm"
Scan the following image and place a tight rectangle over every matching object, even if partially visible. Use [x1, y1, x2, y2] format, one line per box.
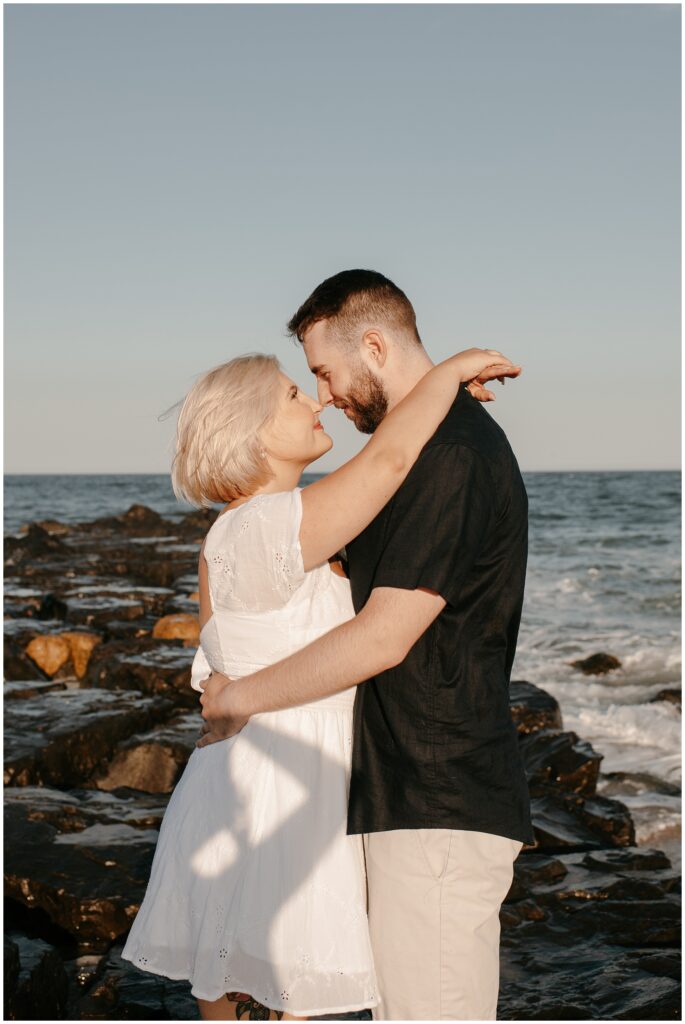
[223, 608, 402, 718]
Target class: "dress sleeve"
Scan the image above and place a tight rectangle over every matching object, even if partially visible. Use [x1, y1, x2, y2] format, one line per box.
[370, 443, 495, 607]
[209, 489, 307, 612]
[190, 643, 212, 693]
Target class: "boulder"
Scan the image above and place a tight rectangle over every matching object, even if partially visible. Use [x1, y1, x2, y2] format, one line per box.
[570, 652, 622, 675]
[152, 613, 200, 645]
[93, 712, 200, 793]
[4, 679, 69, 700]
[650, 688, 682, 709]
[74, 943, 200, 1019]
[4, 786, 169, 948]
[4, 687, 173, 788]
[519, 728, 603, 795]
[59, 631, 102, 678]
[530, 789, 635, 852]
[509, 680, 563, 733]
[83, 638, 199, 708]
[3, 933, 69, 1021]
[24, 634, 71, 677]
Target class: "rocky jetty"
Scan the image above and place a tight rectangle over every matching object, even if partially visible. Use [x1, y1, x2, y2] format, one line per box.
[3, 506, 681, 1020]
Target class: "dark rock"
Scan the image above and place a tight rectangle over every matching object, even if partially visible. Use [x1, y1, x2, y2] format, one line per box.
[570, 652, 622, 675]
[3, 639, 50, 681]
[3, 932, 69, 1021]
[650, 688, 682, 709]
[4, 687, 173, 787]
[530, 789, 635, 852]
[83, 638, 199, 708]
[4, 524, 68, 566]
[93, 712, 200, 793]
[520, 728, 602, 795]
[4, 678, 69, 699]
[182, 507, 219, 531]
[37, 592, 69, 620]
[4, 937, 20, 1019]
[74, 943, 200, 1019]
[509, 680, 563, 733]
[581, 847, 672, 873]
[4, 787, 169, 948]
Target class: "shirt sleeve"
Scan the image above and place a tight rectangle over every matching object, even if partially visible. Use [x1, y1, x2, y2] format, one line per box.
[369, 443, 495, 607]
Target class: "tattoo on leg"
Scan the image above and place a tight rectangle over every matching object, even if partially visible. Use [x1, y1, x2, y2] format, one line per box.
[226, 993, 283, 1020]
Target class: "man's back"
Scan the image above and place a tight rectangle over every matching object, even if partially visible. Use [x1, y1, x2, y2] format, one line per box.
[346, 384, 534, 844]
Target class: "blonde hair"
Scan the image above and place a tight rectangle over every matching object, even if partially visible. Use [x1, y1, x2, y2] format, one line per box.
[171, 354, 281, 508]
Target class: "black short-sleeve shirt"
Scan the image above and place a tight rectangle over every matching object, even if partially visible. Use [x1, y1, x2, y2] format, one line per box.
[345, 384, 535, 845]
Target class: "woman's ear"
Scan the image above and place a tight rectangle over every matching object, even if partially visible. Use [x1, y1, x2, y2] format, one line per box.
[361, 328, 388, 368]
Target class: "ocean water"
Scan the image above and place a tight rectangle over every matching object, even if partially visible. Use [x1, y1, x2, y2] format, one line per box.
[4, 471, 681, 864]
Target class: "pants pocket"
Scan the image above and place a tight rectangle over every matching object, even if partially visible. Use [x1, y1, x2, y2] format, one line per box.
[416, 828, 452, 882]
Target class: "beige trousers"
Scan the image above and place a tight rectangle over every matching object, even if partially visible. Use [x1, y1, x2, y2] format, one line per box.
[363, 828, 523, 1021]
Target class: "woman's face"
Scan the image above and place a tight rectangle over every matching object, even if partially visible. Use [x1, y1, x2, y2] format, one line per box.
[260, 372, 333, 467]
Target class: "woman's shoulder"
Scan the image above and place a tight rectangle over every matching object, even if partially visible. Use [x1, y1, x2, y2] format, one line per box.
[204, 489, 302, 547]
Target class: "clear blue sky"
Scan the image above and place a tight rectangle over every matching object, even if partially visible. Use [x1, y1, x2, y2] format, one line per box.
[5, 3, 681, 473]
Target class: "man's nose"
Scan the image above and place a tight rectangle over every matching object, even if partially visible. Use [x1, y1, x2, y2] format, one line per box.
[317, 379, 334, 406]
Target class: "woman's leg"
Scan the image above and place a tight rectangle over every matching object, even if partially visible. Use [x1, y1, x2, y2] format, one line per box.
[197, 993, 300, 1021]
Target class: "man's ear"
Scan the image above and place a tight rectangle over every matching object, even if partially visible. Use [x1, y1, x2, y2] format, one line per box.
[361, 329, 388, 368]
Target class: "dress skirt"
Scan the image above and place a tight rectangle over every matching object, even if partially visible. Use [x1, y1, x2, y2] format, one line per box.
[121, 695, 379, 1016]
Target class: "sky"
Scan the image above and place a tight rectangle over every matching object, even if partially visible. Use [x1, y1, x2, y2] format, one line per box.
[5, 3, 681, 474]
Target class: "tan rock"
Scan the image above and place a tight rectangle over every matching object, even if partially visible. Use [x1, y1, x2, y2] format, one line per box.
[25, 636, 70, 677]
[188, 592, 200, 603]
[152, 613, 200, 644]
[60, 632, 102, 679]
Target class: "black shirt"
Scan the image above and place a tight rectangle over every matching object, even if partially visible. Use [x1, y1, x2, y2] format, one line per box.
[345, 384, 535, 845]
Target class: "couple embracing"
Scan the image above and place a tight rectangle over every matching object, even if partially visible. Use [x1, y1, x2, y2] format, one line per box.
[122, 269, 535, 1021]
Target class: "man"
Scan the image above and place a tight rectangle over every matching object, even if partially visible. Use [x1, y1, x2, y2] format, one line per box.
[199, 270, 534, 1020]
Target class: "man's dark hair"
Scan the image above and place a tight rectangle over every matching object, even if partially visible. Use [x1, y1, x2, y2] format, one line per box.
[287, 269, 422, 346]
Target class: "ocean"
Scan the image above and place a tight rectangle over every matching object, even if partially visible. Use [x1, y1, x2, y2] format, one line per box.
[4, 471, 681, 866]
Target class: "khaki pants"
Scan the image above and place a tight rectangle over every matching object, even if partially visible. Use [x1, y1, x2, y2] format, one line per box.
[363, 829, 522, 1021]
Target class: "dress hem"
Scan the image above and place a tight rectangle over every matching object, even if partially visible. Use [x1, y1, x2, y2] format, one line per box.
[120, 950, 379, 1015]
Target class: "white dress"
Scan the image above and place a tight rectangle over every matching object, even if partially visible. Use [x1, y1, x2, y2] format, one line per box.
[121, 489, 379, 1016]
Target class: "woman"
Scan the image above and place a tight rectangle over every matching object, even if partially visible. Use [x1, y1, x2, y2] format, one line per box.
[121, 347, 519, 1021]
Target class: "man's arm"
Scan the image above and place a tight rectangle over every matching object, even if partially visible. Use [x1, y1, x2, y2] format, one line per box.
[197, 586, 446, 745]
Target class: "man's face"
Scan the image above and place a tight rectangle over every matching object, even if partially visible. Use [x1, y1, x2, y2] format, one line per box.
[302, 320, 389, 434]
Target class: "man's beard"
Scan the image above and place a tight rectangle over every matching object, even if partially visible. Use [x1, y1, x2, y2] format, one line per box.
[344, 363, 389, 434]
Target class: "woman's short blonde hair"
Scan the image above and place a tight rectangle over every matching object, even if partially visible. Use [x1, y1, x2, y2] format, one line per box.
[171, 353, 281, 508]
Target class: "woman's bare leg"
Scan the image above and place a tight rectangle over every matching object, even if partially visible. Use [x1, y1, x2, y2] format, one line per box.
[197, 992, 297, 1021]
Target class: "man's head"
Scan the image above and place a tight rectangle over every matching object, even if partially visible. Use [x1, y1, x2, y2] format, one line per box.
[287, 269, 428, 433]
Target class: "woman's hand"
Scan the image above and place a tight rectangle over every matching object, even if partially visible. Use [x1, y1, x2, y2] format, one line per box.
[453, 348, 522, 403]
[197, 672, 250, 746]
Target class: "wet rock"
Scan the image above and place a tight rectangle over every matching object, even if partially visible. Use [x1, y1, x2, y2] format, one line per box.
[530, 789, 635, 852]
[74, 943, 200, 1020]
[93, 712, 200, 793]
[25, 633, 71, 676]
[4, 787, 169, 948]
[37, 591, 69, 620]
[63, 594, 147, 630]
[509, 680, 563, 733]
[4, 932, 69, 1021]
[60, 631, 103, 678]
[84, 504, 172, 537]
[4, 937, 20, 1018]
[83, 638, 199, 708]
[581, 847, 673, 873]
[182, 507, 219, 531]
[4, 688, 173, 787]
[3, 638, 50, 681]
[519, 728, 602, 795]
[152, 612, 200, 645]
[498, 847, 681, 1019]
[5, 678, 69, 699]
[650, 687, 682, 709]
[570, 652, 622, 675]
[4, 524, 69, 566]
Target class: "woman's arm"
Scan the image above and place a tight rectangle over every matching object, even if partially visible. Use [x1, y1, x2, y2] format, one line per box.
[299, 348, 520, 570]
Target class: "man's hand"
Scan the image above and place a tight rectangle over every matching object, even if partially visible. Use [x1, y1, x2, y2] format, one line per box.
[196, 672, 250, 747]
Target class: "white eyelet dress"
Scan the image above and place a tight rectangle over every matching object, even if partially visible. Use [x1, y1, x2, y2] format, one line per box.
[121, 489, 379, 1016]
